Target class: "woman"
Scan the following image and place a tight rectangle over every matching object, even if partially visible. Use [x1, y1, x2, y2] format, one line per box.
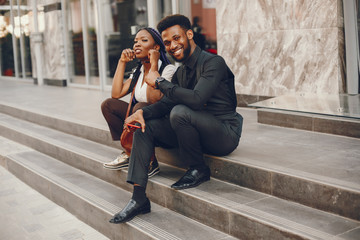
[101, 27, 176, 177]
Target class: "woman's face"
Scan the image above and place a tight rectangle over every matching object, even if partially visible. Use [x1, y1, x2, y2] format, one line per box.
[133, 30, 158, 60]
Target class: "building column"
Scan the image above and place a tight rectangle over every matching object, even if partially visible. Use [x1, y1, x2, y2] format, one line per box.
[32, 0, 44, 85]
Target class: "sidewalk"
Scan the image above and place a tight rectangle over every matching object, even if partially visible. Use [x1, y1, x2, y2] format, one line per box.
[0, 164, 109, 240]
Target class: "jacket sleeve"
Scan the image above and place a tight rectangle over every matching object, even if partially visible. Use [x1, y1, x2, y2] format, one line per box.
[158, 56, 227, 110]
[142, 95, 176, 119]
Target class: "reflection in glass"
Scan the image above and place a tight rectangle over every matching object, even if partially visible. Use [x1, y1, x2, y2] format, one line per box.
[0, 1, 15, 76]
[14, 0, 32, 78]
[67, 0, 99, 86]
[86, 0, 99, 86]
[190, 0, 217, 54]
[68, 0, 85, 84]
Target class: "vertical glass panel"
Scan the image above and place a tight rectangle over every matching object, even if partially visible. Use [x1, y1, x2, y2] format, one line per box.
[13, 2, 21, 78]
[159, 0, 172, 20]
[68, 0, 85, 84]
[190, 0, 217, 54]
[103, 0, 148, 86]
[67, 0, 99, 86]
[17, 0, 32, 78]
[152, 0, 172, 28]
[0, 0, 15, 77]
[86, 0, 99, 86]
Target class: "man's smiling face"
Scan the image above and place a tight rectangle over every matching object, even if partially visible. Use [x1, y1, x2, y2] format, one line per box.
[161, 25, 192, 62]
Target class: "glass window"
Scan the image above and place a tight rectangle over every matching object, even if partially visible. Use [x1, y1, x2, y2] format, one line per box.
[0, 0, 32, 78]
[0, 1, 15, 77]
[68, 0, 85, 84]
[67, 0, 99, 86]
[103, 0, 148, 86]
[190, 0, 217, 54]
[85, 0, 99, 86]
[14, 0, 32, 78]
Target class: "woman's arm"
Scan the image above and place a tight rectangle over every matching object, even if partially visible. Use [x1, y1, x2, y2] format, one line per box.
[145, 49, 162, 103]
[146, 84, 163, 104]
[145, 64, 177, 104]
[111, 49, 134, 99]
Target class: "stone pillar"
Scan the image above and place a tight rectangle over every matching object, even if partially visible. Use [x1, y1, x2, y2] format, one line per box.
[216, 0, 345, 97]
[30, 0, 44, 85]
[33, 1, 67, 86]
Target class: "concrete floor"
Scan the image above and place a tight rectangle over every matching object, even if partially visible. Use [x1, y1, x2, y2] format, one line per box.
[0, 165, 109, 240]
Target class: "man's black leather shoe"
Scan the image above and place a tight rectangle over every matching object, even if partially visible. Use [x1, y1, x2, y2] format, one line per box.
[171, 167, 210, 190]
[109, 198, 150, 224]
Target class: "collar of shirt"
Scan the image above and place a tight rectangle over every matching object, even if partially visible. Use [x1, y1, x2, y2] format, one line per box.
[183, 46, 201, 71]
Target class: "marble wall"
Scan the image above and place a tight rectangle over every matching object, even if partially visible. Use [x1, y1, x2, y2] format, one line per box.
[216, 0, 345, 97]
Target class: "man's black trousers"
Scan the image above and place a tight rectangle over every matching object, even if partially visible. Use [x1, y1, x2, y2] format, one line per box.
[127, 105, 241, 188]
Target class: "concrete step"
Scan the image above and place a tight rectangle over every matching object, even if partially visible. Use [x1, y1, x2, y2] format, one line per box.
[256, 108, 360, 138]
[248, 93, 360, 138]
[0, 100, 117, 148]
[1, 114, 360, 239]
[0, 142, 234, 240]
[1, 106, 359, 222]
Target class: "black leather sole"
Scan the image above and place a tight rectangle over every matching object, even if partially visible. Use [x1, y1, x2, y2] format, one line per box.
[171, 176, 210, 190]
[109, 202, 151, 224]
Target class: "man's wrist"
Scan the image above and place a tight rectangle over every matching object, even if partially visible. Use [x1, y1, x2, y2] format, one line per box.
[155, 77, 166, 89]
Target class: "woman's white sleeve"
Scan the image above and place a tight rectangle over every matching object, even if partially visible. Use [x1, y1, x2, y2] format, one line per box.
[161, 65, 178, 82]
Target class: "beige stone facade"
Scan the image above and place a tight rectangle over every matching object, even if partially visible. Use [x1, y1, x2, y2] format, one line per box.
[216, 0, 345, 97]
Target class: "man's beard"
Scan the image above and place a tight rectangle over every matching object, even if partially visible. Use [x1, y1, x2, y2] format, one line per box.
[171, 39, 191, 62]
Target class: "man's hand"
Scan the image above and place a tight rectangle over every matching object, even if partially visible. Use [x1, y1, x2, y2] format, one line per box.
[124, 109, 145, 132]
[119, 48, 135, 63]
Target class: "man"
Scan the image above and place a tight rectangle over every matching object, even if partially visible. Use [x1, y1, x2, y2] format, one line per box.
[109, 14, 243, 224]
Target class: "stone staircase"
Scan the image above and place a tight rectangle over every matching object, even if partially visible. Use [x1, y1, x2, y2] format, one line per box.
[1, 94, 360, 239]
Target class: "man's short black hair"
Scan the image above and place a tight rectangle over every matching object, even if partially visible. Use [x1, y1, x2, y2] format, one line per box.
[157, 14, 191, 34]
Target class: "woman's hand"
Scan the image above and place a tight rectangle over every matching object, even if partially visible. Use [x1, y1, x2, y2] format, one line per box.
[112, 49, 134, 98]
[120, 48, 135, 63]
[124, 109, 146, 133]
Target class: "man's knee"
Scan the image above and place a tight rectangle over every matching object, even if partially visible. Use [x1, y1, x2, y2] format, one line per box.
[134, 119, 157, 138]
[170, 105, 191, 128]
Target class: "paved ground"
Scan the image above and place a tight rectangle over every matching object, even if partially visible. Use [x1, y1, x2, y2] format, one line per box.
[0, 165, 109, 240]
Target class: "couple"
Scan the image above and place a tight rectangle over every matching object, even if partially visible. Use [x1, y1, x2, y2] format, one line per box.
[102, 14, 243, 224]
